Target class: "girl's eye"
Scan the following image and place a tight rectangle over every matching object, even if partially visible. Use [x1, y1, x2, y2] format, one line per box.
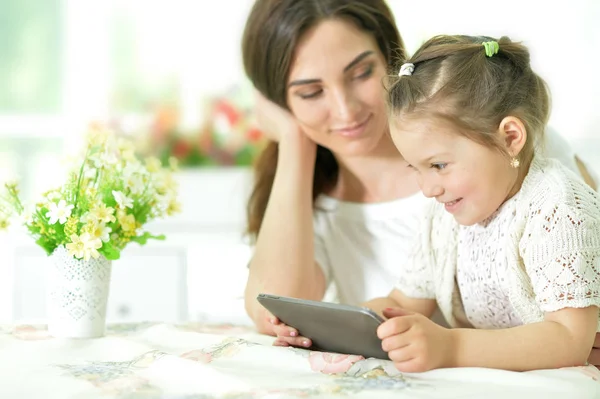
[431, 163, 448, 170]
[298, 89, 323, 100]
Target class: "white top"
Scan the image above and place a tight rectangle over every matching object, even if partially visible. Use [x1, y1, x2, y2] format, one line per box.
[311, 128, 596, 307]
[313, 192, 429, 305]
[395, 156, 600, 330]
[456, 195, 522, 329]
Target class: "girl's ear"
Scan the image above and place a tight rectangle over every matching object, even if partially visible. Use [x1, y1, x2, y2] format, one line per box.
[498, 116, 527, 156]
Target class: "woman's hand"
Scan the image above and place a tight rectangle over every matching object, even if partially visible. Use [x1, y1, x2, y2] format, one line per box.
[254, 91, 304, 143]
[269, 316, 313, 348]
[378, 307, 454, 372]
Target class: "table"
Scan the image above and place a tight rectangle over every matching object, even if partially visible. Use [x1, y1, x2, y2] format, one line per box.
[1, 322, 599, 398]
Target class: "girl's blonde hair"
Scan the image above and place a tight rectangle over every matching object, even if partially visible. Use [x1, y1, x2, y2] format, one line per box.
[386, 35, 550, 167]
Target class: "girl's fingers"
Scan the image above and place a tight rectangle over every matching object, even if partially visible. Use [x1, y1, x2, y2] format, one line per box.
[381, 334, 411, 353]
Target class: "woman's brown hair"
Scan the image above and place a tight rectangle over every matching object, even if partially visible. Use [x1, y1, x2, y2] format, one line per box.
[242, 0, 406, 241]
[386, 35, 550, 171]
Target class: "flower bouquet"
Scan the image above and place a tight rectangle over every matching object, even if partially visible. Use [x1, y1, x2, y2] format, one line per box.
[0, 124, 180, 337]
[138, 85, 266, 168]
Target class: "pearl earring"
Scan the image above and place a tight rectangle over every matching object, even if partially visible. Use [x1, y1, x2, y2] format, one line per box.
[510, 157, 520, 169]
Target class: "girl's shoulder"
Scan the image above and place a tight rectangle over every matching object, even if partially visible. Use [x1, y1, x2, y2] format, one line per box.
[518, 156, 600, 224]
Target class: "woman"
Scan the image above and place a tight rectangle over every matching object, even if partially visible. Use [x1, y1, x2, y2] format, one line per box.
[240, 0, 599, 354]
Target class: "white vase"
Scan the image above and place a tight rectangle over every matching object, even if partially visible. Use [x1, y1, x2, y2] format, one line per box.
[46, 245, 112, 338]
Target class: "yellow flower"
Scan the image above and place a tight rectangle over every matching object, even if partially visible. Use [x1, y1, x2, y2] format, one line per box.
[118, 212, 137, 232]
[64, 217, 79, 237]
[66, 233, 102, 261]
[90, 203, 116, 224]
[167, 199, 181, 216]
[87, 187, 97, 198]
[86, 222, 112, 242]
[4, 180, 18, 191]
[145, 157, 162, 173]
[87, 123, 111, 147]
[0, 218, 9, 230]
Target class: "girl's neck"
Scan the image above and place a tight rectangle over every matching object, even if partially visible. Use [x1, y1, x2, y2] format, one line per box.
[328, 138, 420, 203]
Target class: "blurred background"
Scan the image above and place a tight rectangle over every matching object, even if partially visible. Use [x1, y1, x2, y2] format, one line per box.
[0, 0, 599, 326]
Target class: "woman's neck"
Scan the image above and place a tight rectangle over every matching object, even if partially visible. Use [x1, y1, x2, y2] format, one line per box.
[328, 143, 420, 203]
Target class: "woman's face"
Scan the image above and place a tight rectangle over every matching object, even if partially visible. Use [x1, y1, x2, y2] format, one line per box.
[286, 19, 390, 157]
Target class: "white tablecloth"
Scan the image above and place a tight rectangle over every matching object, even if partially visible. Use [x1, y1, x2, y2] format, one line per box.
[1, 322, 599, 398]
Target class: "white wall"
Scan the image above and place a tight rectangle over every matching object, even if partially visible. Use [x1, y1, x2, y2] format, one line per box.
[166, 0, 599, 162]
[389, 0, 599, 143]
[164, 0, 599, 141]
[388, 0, 599, 171]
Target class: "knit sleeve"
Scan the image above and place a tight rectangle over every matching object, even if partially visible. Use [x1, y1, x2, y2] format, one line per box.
[521, 185, 600, 313]
[394, 202, 438, 299]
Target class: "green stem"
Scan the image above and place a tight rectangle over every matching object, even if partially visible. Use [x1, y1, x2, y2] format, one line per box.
[73, 147, 91, 212]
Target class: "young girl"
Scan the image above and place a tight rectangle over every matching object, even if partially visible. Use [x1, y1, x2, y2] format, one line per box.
[242, 0, 599, 348]
[370, 35, 600, 372]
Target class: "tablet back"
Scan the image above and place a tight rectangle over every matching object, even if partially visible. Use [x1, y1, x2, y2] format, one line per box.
[257, 294, 388, 359]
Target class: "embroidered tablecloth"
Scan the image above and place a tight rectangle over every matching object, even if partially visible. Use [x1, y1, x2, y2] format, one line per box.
[1, 322, 598, 398]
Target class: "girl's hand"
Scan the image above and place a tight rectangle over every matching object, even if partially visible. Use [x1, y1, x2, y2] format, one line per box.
[268, 316, 313, 348]
[254, 91, 304, 143]
[588, 333, 600, 368]
[378, 307, 454, 372]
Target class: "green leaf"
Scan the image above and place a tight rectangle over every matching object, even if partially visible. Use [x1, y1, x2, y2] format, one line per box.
[35, 236, 55, 256]
[100, 242, 121, 260]
[130, 232, 166, 246]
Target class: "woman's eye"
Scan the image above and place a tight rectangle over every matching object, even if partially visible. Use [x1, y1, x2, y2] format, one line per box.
[354, 65, 373, 80]
[298, 89, 323, 100]
[432, 163, 448, 170]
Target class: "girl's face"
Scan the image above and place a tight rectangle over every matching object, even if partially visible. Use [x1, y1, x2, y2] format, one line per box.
[390, 117, 519, 226]
[286, 19, 390, 157]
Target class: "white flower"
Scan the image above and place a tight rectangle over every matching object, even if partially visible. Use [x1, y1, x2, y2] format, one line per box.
[117, 138, 137, 162]
[45, 200, 74, 225]
[122, 162, 144, 179]
[45, 191, 62, 201]
[125, 174, 146, 195]
[91, 223, 112, 243]
[65, 233, 102, 261]
[101, 151, 119, 166]
[87, 124, 111, 147]
[112, 190, 133, 209]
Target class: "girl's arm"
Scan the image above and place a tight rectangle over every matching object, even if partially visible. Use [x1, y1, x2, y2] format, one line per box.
[378, 304, 597, 372]
[450, 306, 598, 370]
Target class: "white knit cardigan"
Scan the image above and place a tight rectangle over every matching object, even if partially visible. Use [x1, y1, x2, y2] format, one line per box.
[396, 156, 600, 330]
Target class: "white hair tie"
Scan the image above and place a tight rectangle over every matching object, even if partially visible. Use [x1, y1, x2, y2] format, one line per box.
[399, 63, 414, 76]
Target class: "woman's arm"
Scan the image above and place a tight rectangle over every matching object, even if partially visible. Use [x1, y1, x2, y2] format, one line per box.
[244, 131, 326, 335]
[575, 156, 598, 190]
[544, 127, 598, 190]
[450, 307, 598, 370]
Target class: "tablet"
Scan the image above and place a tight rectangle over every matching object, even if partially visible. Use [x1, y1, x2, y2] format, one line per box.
[257, 293, 388, 359]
